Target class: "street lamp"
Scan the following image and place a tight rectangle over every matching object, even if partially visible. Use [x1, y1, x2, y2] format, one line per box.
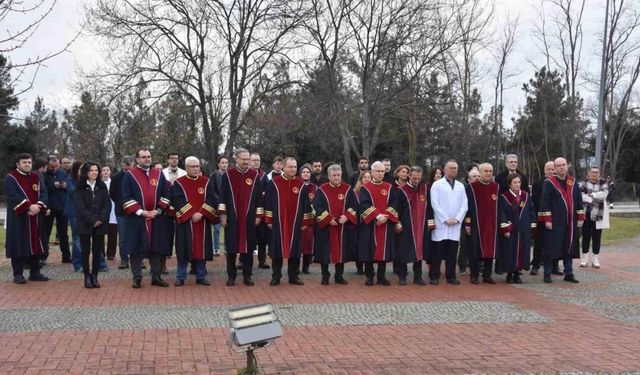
[227, 304, 283, 375]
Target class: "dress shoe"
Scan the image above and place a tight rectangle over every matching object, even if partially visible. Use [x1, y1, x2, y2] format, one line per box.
[226, 278, 235, 286]
[446, 278, 460, 285]
[530, 266, 539, 275]
[513, 274, 523, 284]
[506, 273, 514, 284]
[335, 277, 349, 285]
[365, 278, 374, 286]
[270, 279, 280, 286]
[414, 278, 426, 285]
[84, 276, 94, 289]
[321, 276, 329, 285]
[196, 278, 211, 286]
[28, 273, 49, 281]
[175, 279, 185, 287]
[289, 278, 304, 285]
[243, 278, 255, 286]
[258, 263, 270, 269]
[132, 278, 142, 288]
[429, 278, 439, 285]
[151, 278, 169, 287]
[119, 261, 129, 270]
[459, 267, 467, 275]
[563, 274, 579, 283]
[91, 275, 100, 288]
[482, 277, 496, 284]
[470, 276, 479, 284]
[377, 278, 391, 286]
[399, 277, 407, 286]
[13, 275, 27, 284]
[543, 274, 552, 283]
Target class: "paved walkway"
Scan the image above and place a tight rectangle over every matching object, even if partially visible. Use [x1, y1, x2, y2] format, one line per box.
[0, 238, 639, 374]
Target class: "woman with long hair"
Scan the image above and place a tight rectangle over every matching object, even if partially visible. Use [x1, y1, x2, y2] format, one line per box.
[65, 160, 84, 272]
[393, 165, 410, 188]
[299, 164, 316, 274]
[76, 162, 112, 288]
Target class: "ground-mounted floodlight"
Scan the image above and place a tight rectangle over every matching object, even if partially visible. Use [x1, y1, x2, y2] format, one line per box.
[227, 304, 283, 374]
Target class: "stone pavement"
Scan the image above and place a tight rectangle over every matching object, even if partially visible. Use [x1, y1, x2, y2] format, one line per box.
[0, 238, 639, 374]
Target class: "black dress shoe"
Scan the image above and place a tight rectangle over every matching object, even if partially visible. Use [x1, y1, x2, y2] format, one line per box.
[482, 277, 496, 284]
[543, 274, 552, 283]
[377, 278, 391, 286]
[506, 273, 514, 284]
[446, 278, 460, 285]
[470, 276, 479, 285]
[563, 274, 579, 283]
[84, 276, 94, 289]
[175, 279, 185, 287]
[151, 278, 169, 287]
[335, 277, 349, 285]
[429, 278, 439, 285]
[258, 263, 270, 269]
[513, 274, 523, 284]
[91, 275, 100, 288]
[196, 278, 211, 286]
[289, 278, 304, 285]
[13, 275, 27, 284]
[321, 276, 329, 285]
[414, 278, 426, 286]
[365, 278, 374, 286]
[132, 278, 142, 288]
[398, 278, 407, 286]
[28, 273, 49, 281]
[226, 278, 235, 286]
[243, 278, 254, 286]
[530, 266, 539, 276]
[270, 279, 280, 286]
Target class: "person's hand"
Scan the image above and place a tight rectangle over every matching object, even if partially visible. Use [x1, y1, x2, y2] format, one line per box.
[60, 181, 67, 189]
[504, 232, 510, 238]
[446, 218, 459, 226]
[465, 227, 471, 236]
[577, 220, 584, 228]
[338, 215, 348, 224]
[192, 212, 203, 223]
[255, 217, 262, 226]
[28, 204, 40, 216]
[377, 215, 388, 224]
[301, 225, 308, 230]
[220, 214, 227, 227]
[545, 222, 552, 230]
[330, 219, 339, 226]
[94, 221, 102, 228]
[54, 181, 60, 188]
[267, 224, 272, 229]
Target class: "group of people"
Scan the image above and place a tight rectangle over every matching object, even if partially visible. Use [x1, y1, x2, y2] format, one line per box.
[4, 149, 609, 288]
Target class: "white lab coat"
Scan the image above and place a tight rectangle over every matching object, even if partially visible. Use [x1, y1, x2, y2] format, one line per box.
[430, 177, 468, 242]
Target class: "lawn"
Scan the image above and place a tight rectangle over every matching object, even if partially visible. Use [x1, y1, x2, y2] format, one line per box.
[602, 216, 640, 246]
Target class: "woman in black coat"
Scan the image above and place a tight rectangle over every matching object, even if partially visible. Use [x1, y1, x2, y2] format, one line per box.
[76, 162, 112, 288]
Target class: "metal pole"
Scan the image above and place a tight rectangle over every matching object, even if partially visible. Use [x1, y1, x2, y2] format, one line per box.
[595, 0, 610, 168]
[246, 348, 256, 374]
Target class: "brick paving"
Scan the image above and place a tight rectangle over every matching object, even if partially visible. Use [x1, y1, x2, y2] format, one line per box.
[0, 237, 639, 374]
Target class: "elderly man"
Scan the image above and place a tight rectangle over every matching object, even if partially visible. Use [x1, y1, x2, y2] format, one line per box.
[429, 160, 467, 285]
[464, 163, 500, 284]
[458, 165, 480, 275]
[264, 157, 314, 285]
[538, 157, 585, 283]
[172, 157, 217, 286]
[530, 161, 557, 275]
[358, 161, 399, 286]
[579, 167, 609, 268]
[218, 148, 262, 286]
[43, 156, 70, 263]
[250, 152, 270, 269]
[313, 164, 358, 285]
[495, 154, 530, 194]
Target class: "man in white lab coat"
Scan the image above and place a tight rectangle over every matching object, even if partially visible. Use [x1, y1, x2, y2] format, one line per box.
[429, 160, 468, 285]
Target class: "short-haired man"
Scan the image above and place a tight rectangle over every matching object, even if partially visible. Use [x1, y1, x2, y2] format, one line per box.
[495, 154, 530, 194]
[210, 155, 229, 257]
[382, 158, 395, 184]
[43, 156, 70, 263]
[250, 152, 270, 269]
[530, 161, 555, 275]
[162, 152, 187, 184]
[310, 159, 328, 186]
[4, 153, 50, 283]
[348, 157, 369, 187]
[266, 156, 284, 181]
[110, 155, 135, 269]
[458, 165, 480, 275]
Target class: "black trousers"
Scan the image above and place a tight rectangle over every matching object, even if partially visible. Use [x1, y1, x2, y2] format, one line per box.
[582, 216, 603, 255]
[301, 254, 313, 272]
[130, 253, 161, 280]
[11, 256, 40, 277]
[397, 261, 423, 279]
[458, 231, 470, 269]
[272, 258, 300, 281]
[321, 263, 345, 278]
[470, 258, 493, 278]
[45, 209, 69, 258]
[106, 224, 118, 259]
[365, 261, 387, 280]
[227, 252, 253, 279]
[257, 238, 268, 265]
[429, 240, 458, 280]
[80, 233, 104, 276]
[531, 228, 544, 268]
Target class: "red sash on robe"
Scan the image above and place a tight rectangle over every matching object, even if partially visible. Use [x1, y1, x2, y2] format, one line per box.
[125, 167, 164, 245]
[399, 182, 428, 261]
[269, 175, 312, 259]
[501, 190, 530, 269]
[175, 176, 214, 259]
[317, 183, 357, 263]
[9, 170, 47, 255]
[546, 175, 584, 253]
[469, 180, 499, 259]
[224, 167, 259, 254]
[301, 183, 317, 255]
[361, 181, 397, 261]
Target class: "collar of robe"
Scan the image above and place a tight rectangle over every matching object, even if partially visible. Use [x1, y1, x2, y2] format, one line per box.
[282, 174, 295, 180]
[237, 167, 249, 174]
[371, 179, 383, 185]
[509, 188, 520, 197]
[186, 174, 199, 180]
[16, 169, 29, 176]
[330, 182, 341, 188]
[479, 179, 492, 185]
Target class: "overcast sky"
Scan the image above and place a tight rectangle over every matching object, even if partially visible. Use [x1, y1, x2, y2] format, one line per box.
[6, 0, 609, 125]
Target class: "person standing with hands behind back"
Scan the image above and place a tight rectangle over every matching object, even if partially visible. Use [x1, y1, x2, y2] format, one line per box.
[76, 162, 112, 288]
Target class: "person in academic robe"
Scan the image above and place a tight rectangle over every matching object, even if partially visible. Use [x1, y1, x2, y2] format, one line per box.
[358, 161, 399, 286]
[538, 157, 585, 284]
[172, 157, 217, 286]
[4, 153, 50, 284]
[313, 164, 358, 285]
[251, 152, 270, 269]
[464, 163, 500, 285]
[530, 161, 556, 276]
[264, 157, 314, 285]
[299, 164, 317, 274]
[498, 173, 536, 284]
[218, 148, 263, 286]
[352, 170, 372, 275]
[429, 160, 467, 285]
[395, 166, 429, 285]
[121, 149, 173, 288]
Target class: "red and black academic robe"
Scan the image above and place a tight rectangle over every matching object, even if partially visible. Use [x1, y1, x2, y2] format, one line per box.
[538, 176, 585, 261]
[4, 170, 48, 258]
[464, 180, 500, 260]
[301, 183, 317, 255]
[218, 167, 263, 254]
[395, 182, 429, 263]
[121, 166, 172, 256]
[358, 181, 399, 262]
[255, 169, 269, 244]
[312, 182, 358, 264]
[172, 175, 218, 262]
[497, 190, 536, 273]
[264, 175, 314, 260]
